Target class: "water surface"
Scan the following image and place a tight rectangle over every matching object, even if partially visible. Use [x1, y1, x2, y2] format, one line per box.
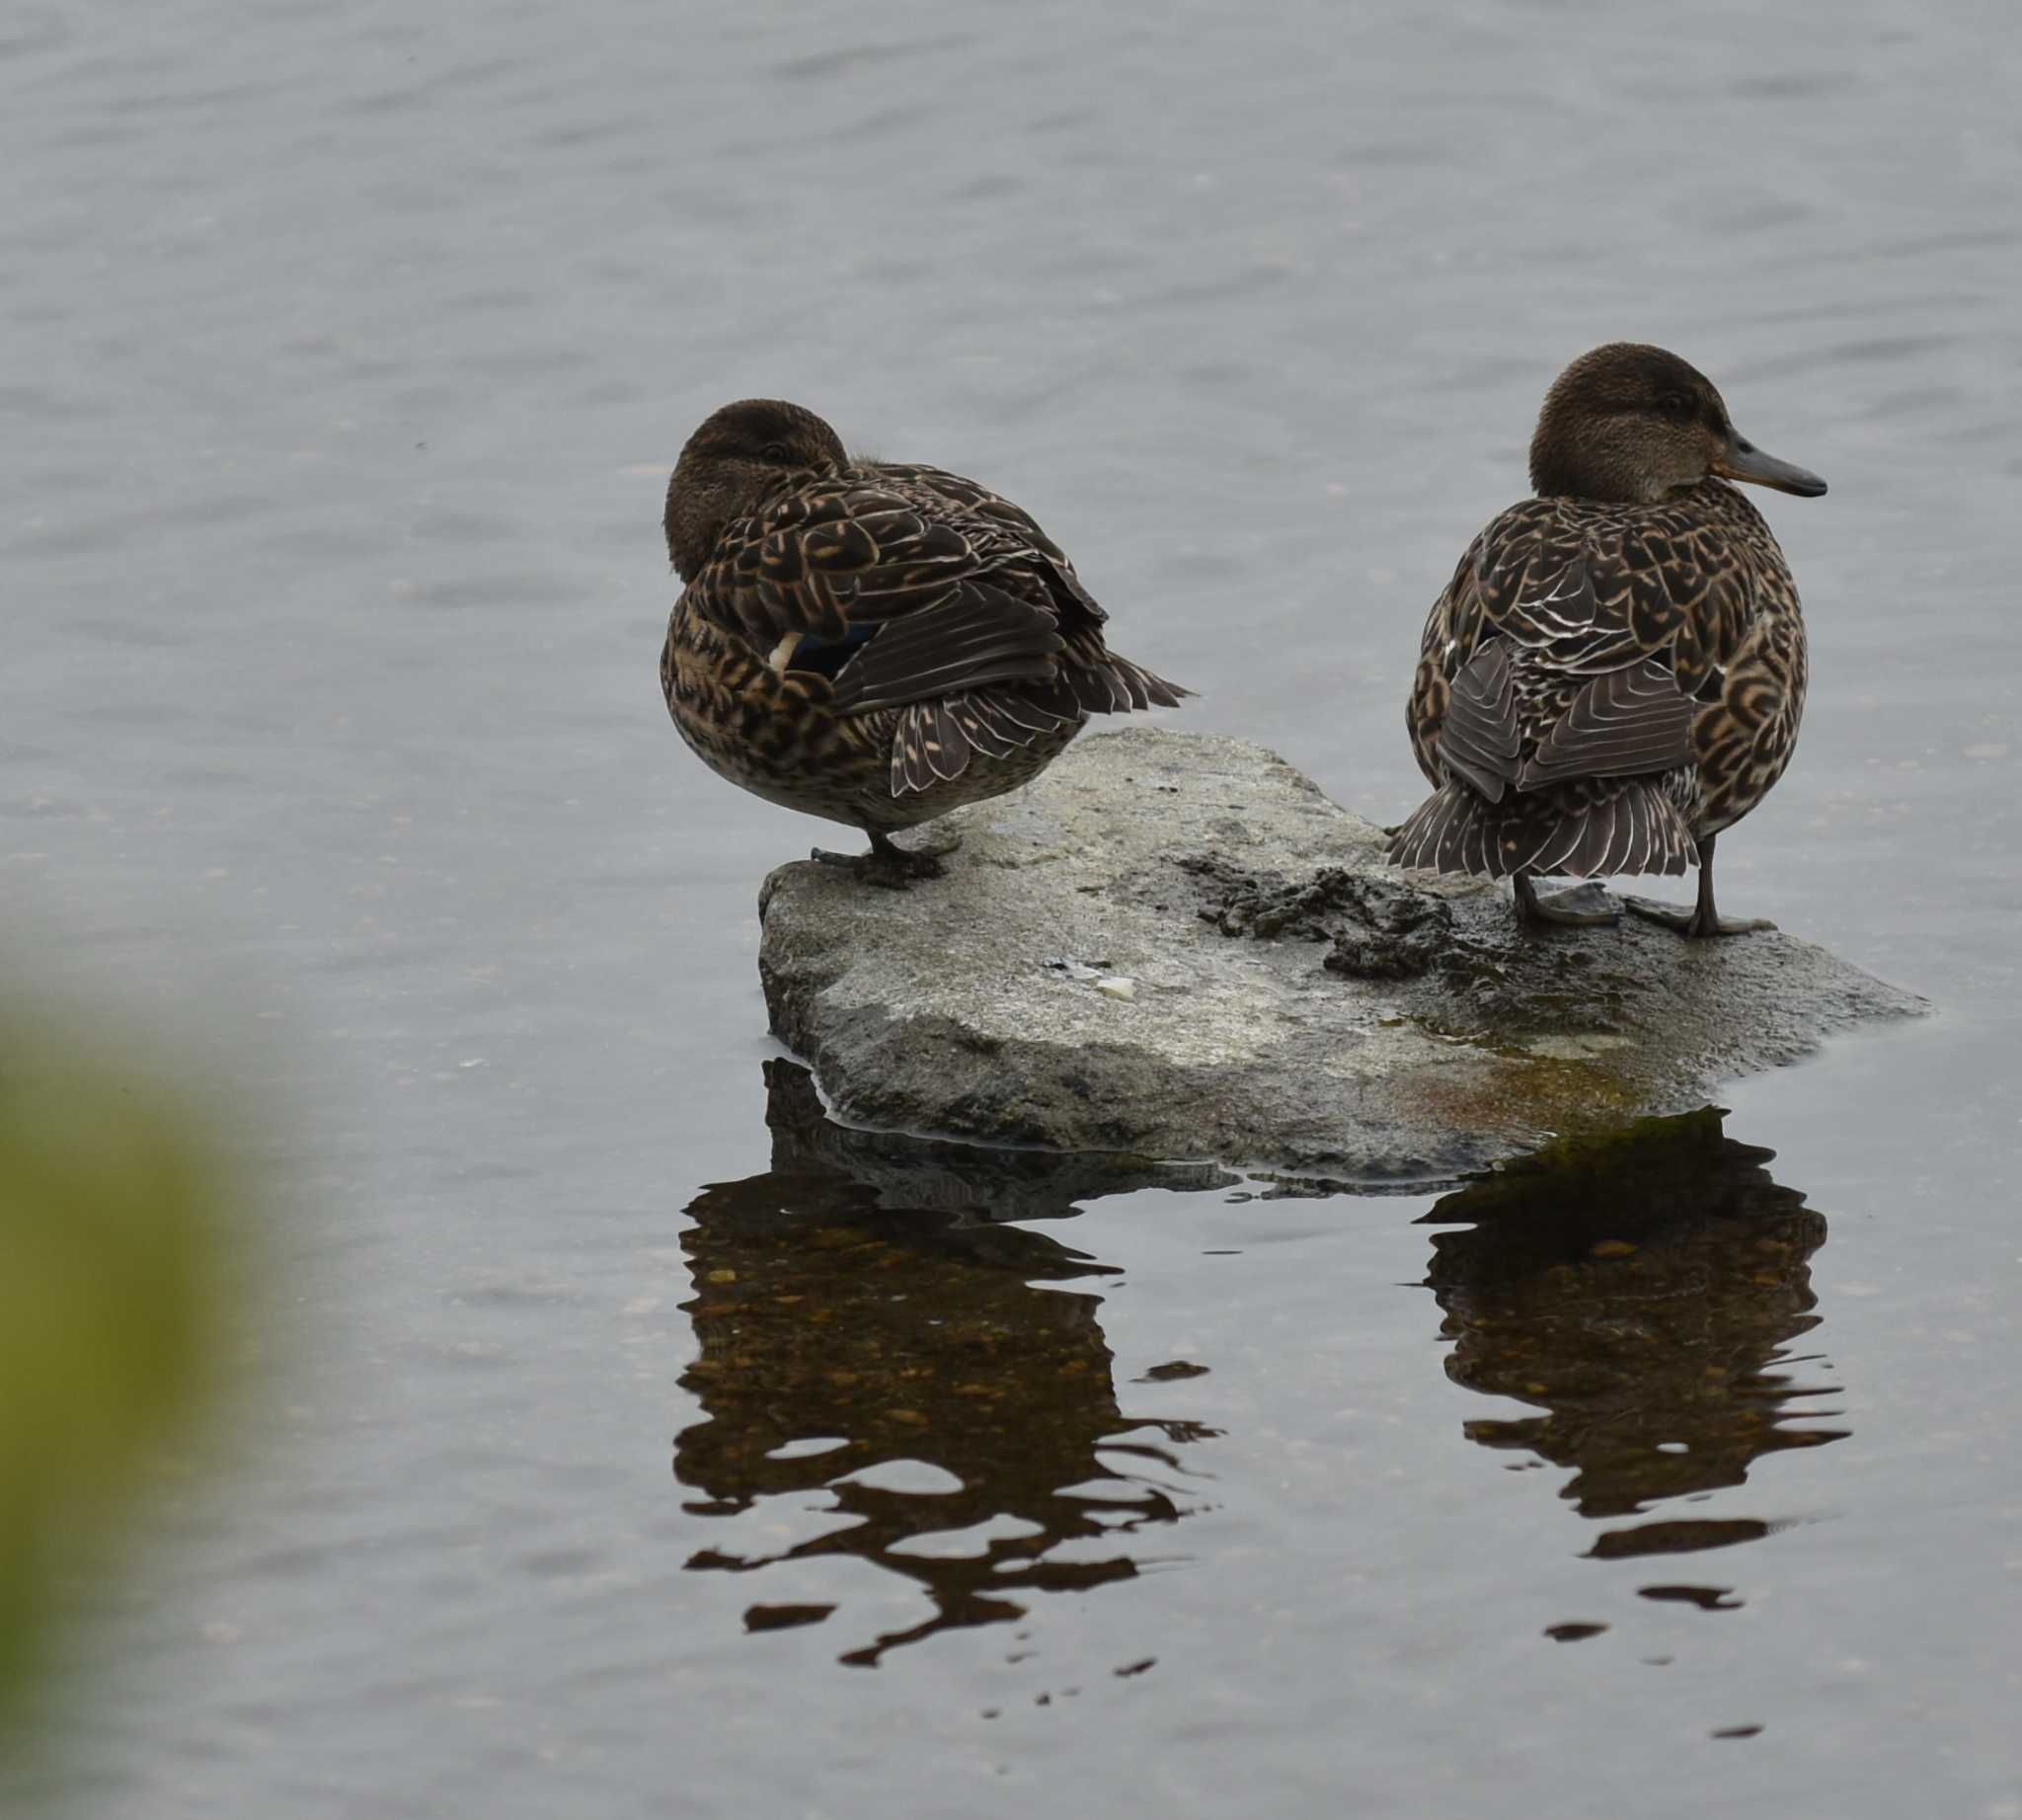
[4, 2, 2020, 1815]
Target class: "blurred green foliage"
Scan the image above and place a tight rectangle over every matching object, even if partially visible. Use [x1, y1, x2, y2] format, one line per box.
[0, 1017, 240, 1723]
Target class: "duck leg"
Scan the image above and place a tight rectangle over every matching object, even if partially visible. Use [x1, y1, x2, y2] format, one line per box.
[811, 826, 962, 886]
[1622, 834, 1775, 938]
[1514, 873, 1621, 928]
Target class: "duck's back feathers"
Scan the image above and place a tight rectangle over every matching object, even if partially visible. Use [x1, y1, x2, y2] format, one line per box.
[1454, 489, 1764, 697]
[873, 461, 1100, 603]
[685, 477, 1008, 654]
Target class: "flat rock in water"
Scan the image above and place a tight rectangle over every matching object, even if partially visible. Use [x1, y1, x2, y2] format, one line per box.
[757, 728, 1923, 1180]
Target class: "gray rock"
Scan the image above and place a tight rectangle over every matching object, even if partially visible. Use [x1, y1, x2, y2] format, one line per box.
[757, 728, 1924, 1181]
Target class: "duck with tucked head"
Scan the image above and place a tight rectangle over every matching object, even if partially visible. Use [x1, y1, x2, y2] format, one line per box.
[1388, 343, 1827, 935]
[661, 400, 1189, 881]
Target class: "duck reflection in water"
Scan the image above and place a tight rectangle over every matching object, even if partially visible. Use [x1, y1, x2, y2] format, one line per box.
[673, 1061, 1222, 1666]
[1422, 1108, 1845, 1583]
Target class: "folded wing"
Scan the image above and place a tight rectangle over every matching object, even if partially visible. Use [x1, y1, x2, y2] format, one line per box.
[1516, 658, 1696, 789]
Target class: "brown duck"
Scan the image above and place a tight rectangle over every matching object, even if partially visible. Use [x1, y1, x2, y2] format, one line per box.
[1388, 344, 1826, 935]
[661, 400, 1189, 879]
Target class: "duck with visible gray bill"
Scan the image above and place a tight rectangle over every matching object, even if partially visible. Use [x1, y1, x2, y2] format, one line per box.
[1389, 343, 1827, 936]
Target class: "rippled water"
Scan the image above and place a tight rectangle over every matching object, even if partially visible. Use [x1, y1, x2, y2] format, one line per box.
[5, 1, 2020, 1814]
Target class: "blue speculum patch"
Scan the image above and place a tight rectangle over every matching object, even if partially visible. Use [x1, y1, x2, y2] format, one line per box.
[789, 623, 879, 680]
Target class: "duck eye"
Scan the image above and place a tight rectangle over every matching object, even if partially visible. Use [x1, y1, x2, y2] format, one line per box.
[1658, 393, 1694, 422]
[757, 441, 795, 462]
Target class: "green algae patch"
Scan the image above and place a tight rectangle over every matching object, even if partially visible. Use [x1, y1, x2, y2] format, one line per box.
[1403, 1049, 1654, 1155]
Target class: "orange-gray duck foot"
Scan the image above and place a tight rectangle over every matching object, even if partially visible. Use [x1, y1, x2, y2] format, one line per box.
[1513, 875, 1621, 928]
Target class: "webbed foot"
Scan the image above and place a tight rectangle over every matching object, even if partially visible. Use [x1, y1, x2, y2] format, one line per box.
[1622, 897, 1775, 939]
[1514, 875, 1621, 928]
[811, 829, 961, 888]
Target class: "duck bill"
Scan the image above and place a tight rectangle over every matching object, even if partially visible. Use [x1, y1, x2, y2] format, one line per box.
[1715, 434, 1828, 498]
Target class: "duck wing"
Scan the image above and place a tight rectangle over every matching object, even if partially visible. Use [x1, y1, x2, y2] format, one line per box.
[1437, 639, 1522, 803]
[824, 580, 1065, 715]
[1516, 658, 1695, 787]
[684, 463, 1180, 725]
[873, 463, 1186, 712]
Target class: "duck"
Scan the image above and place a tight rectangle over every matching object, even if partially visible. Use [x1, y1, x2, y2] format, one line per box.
[661, 400, 1190, 880]
[1387, 343, 1827, 936]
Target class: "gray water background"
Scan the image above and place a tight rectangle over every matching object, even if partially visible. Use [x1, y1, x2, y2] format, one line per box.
[5, 0, 2021, 1813]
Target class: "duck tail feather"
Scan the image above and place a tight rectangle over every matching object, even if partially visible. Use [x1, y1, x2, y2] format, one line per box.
[1390, 780, 1695, 880]
[1389, 784, 1498, 875]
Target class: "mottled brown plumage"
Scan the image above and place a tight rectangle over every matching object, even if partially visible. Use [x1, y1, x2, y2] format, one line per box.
[661, 400, 1188, 876]
[1389, 345, 1826, 936]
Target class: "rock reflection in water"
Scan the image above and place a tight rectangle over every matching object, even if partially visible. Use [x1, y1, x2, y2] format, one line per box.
[1421, 1108, 1845, 1568]
[673, 1062, 1224, 1665]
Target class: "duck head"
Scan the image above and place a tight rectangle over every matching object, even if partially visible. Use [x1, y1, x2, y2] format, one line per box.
[1528, 344, 1827, 506]
[664, 399, 848, 581]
